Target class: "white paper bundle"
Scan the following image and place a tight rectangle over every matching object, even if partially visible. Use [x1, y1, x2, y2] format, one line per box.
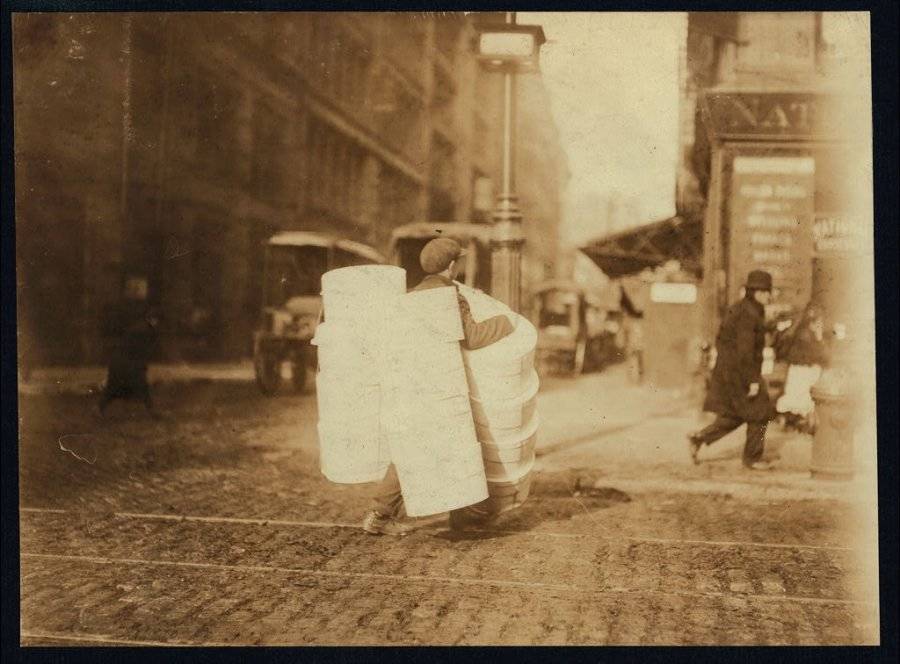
[453, 283, 540, 515]
[321, 264, 407, 298]
[456, 283, 538, 401]
[484, 472, 534, 512]
[317, 419, 391, 484]
[314, 265, 406, 485]
[381, 385, 472, 434]
[471, 370, 540, 442]
[314, 268, 532, 517]
[321, 265, 407, 326]
[316, 371, 380, 423]
[393, 287, 465, 342]
[313, 323, 380, 382]
[389, 418, 489, 517]
[480, 414, 539, 482]
[381, 287, 488, 516]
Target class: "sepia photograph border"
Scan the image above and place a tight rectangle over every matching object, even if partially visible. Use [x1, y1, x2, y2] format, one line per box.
[2, 0, 896, 661]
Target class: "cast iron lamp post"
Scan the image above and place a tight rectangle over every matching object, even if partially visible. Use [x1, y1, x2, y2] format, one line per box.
[475, 13, 546, 313]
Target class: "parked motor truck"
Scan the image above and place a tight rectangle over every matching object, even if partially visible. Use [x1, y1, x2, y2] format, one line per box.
[253, 232, 384, 395]
[531, 280, 589, 376]
[531, 280, 628, 377]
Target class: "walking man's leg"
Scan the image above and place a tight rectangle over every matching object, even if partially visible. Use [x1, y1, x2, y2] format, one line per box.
[363, 465, 410, 536]
[688, 415, 743, 463]
[742, 420, 768, 468]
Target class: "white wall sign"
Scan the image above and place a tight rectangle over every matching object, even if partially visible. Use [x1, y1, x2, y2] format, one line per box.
[650, 282, 697, 304]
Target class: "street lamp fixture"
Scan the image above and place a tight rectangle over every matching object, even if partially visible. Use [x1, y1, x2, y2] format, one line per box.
[476, 23, 546, 71]
[473, 14, 545, 313]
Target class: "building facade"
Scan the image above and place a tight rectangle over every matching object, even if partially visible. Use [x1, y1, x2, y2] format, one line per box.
[14, 12, 567, 365]
[677, 12, 867, 340]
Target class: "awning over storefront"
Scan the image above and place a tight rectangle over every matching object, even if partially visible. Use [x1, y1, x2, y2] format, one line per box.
[579, 216, 703, 279]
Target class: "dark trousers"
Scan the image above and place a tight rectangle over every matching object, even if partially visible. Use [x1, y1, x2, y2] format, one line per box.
[99, 355, 153, 413]
[372, 464, 404, 518]
[99, 381, 154, 411]
[694, 415, 767, 466]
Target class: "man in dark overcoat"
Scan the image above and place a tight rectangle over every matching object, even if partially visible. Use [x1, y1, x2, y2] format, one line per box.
[363, 238, 513, 536]
[688, 270, 776, 470]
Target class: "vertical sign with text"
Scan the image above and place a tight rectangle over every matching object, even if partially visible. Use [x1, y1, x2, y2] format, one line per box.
[729, 155, 815, 311]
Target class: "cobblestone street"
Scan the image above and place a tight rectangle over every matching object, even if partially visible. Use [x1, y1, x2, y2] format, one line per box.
[17, 368, 880, 646]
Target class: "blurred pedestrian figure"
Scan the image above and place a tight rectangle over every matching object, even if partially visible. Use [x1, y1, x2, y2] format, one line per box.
[620, 284, 644, 382]
[363, 238, 513, 536]
[688, 270, 776, 470]
[775, 304, 829, 433]
[98, 275, 159, 416]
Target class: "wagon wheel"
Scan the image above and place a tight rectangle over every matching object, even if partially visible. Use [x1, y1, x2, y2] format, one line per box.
[255, 351, 282, 396]
[572, 337, 587, 376]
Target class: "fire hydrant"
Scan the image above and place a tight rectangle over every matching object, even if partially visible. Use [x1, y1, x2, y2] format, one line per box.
[809, 366, 855, 480]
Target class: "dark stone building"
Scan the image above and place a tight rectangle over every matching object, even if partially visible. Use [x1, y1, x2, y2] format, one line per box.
[14, 12, 567, 365]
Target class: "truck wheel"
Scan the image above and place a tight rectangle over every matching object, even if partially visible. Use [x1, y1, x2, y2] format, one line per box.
[255, 352, 282, 396]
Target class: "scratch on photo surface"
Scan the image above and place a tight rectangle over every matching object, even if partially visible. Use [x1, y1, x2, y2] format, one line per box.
[58, 434, 98, 465]
[570, 492, 613, 537]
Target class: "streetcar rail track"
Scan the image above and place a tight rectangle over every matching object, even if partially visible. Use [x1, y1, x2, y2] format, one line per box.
[21, 551, 874, 608]
[20, 506, 856, 553]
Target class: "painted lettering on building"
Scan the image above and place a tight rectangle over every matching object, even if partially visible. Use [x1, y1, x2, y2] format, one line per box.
[703, 92, 840, 140]
[813, 216, 866, 253]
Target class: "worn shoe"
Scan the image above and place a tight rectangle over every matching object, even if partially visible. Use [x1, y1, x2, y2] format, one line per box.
[744, 460, 774, 471]
[362, 511, 412, 536]
[448, 507, 497, 531]
[687, 433, 703, 465]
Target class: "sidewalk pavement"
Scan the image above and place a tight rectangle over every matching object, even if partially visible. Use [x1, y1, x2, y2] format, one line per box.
[534, 365, 878, 505]
[17, 361, 255, 396]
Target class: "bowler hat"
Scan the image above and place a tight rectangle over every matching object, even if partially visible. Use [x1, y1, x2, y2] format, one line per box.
[420, 238, 466, 274]
[744, 270, 773, 292]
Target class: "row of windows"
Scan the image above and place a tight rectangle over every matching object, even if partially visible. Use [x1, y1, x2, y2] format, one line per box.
[168, 60, 291, 209]
[273, 14, 425, 160]
[251, 103, 288, 205]
[272, 14, 427, 118]
[380, 13, 427, 83]
[378, 164, 422, 231]
[169, 54, 429, 227]
[306, 15, 372, 108]
[307, 118, 368, 224]
[429, 131, 457, 193]
[374, 71, 424, 163]
[179, 70, 242, 182]
[434, 14, 464, 60]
